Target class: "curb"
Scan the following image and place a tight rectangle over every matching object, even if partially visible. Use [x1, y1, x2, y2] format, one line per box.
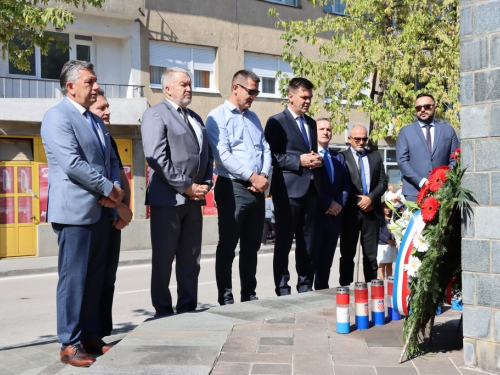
[0, 245, 278, 278]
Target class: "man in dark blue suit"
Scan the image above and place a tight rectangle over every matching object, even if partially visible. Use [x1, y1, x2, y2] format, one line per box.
[396, 93, 459, 201]
[313, 119, 350, 290]
[265, 78, 323, 296]
[339, 125, 388, 286]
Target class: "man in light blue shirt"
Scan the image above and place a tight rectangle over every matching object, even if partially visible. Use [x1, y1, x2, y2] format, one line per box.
[206, 69, 271, 305]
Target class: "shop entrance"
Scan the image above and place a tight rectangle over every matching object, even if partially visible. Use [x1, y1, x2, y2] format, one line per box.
[0, 162, 38, 257]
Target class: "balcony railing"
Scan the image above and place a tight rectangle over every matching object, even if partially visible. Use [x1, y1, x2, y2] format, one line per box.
[0, 77, 144, 99]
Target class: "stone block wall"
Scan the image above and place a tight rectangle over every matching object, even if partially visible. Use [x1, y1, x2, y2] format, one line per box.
[460, 0, 500, 372]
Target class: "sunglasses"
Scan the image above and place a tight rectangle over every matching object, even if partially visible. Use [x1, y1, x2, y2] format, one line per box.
[349, 137, 368, 143]
[237, 84, 260, 96]
[415, 104, 434, 112]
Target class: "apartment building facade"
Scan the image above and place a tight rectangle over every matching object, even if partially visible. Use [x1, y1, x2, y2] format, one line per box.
[0, 0, 398, 258]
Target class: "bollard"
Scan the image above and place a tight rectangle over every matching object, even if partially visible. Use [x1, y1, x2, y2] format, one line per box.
[371, 279, 385, 326]
[387, 276, 401, 321]
[336, 286, 350, 334]
[354, 282, 369, 329]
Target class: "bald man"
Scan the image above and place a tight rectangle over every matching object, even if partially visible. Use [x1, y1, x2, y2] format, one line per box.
[339, 125, 388, 286]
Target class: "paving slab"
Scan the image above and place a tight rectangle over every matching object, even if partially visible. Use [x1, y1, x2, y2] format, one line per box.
[10, 288, 472, 375]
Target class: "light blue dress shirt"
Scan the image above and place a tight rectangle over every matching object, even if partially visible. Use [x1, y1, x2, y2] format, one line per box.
[206, 100, 271, 181]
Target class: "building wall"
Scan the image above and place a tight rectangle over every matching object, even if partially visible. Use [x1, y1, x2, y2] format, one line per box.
[460, 0, 500, 372]
[139, 0, 370, 129]
[1, 0, 397, 257]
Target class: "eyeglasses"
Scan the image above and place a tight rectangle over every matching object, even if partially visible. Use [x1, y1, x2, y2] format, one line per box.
[237, 84, 260, 96]
[415, 104, 434, 112]
[349, 137, 368, 143]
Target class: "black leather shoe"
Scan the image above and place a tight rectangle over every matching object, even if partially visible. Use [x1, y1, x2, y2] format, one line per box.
[82, 339, 113, 354]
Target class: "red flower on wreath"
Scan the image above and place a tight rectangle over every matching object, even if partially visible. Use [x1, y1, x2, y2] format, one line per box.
[451, 147, 461, 161]
[428, 167, 449, 192]
[417, 184, 430, 204]
[420, 196, 440, 222]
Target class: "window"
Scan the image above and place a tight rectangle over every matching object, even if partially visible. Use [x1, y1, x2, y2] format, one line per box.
[149, 41, 216, 92]
[244, 53, 293, 98]
[324, 0, 347, 15]
[8, 32, 93, 79]
[264, 0, 299, 7]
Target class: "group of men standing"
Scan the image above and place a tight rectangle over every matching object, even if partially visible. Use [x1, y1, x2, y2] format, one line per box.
[41, 60, 459, 367]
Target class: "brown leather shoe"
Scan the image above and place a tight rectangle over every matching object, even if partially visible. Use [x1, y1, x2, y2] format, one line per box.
[60, 344, 95, 367]
[82, 339, 114, 354]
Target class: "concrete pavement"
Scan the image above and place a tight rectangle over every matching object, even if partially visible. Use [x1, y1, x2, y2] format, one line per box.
[0, 246, 485, 375]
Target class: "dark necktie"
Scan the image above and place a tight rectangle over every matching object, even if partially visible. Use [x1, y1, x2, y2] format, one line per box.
[424, 124, 432, 152]
[320, 149, 334, 184]
[84, 110, 105, 155]
[178, 107, 199, 147]
[297, 116, 311, 150]
[357, 152, 368, 195]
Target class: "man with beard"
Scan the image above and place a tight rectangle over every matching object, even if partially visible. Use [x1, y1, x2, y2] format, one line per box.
[141, 67, 213, 316]
[396, 93, 459, 201]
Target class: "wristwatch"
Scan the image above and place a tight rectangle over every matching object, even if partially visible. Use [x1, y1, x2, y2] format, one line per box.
[260, 173, 268, 179]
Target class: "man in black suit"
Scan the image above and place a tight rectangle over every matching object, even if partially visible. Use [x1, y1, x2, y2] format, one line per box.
[265, 77, 323, 296]
[313, 119, 350, 290]
[339, 125, 388, 286]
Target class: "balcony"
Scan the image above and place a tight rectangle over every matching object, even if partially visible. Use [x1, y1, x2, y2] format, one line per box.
[47, 0, 145, 21]
[0, 77, 144, 99]
[0, 77, 147, 125]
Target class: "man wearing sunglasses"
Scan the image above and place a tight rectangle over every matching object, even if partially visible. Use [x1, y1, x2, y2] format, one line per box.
[396, 93, 459, 201]
[206, 70, 271, 305]
[339, 125, 388, 286]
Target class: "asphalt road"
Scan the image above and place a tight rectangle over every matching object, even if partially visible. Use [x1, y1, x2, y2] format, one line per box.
[0, 251, 348, 350]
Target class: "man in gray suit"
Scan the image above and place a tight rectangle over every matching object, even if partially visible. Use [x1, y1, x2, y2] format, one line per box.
[41, 60, 124, 367]
[142, 67, 213, 317]
[396, 93, 460, 201]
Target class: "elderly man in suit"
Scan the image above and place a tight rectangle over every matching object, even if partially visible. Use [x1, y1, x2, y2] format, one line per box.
[313, 118, 350, 290]
[396, 93, 460, 201]
[41, 60, 124, 367]
[142, 67, 213, 317]
[206, 69, 271, 305]
[265, 77, 323, 296]
[339, 125, 388, 286]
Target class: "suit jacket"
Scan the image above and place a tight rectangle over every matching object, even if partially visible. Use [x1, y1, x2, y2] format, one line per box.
[141, 100, 213, 207]
[41, 97, 120, 225]
[396, 121, 459, 199]
[317, 148, 350, 214]
[265, 108, 320, 199]
[341, 148, 388, 220]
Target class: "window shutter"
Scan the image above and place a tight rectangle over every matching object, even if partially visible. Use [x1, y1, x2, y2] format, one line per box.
[149, 41, 190, 68]
[193, 48, 215, 72]
[244, 54, 279, 77]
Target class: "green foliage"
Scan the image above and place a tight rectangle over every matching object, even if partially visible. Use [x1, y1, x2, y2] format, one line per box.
[269, 0, 460, 141]
[402, 150, 471, 359]
[0, 0, 103, 72]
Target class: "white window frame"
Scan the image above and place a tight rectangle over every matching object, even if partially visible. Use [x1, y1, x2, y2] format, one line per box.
[7, 31, 94, 80]
[323, 0, 348, 15]
[72, 34, 94, 63]
[244, 53, 294, 99]
[263, 0, 299, 7]
[149, 41, 217, 93]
